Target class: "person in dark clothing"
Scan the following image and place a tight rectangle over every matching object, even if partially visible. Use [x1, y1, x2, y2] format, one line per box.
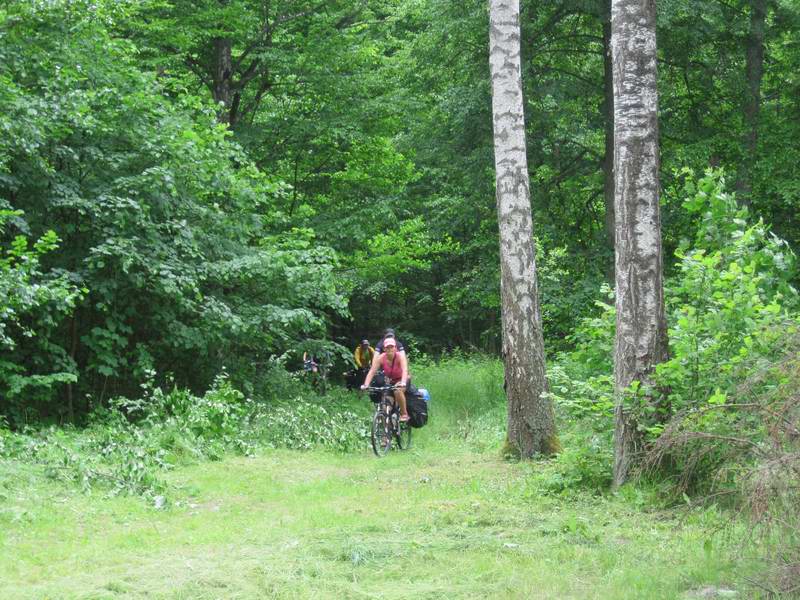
[374, 328, 405, 354]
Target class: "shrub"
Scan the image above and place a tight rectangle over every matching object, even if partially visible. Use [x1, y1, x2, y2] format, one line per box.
[0, 374, 372, 500]
[647, 339, 800, 594]
[0, 210, 84, 424]
[643, 172, 798, 483]
[529, 428, 613, 496]
[546, 171, 799, 501]
[655, 171, 797, 425]
[545, 286, 615, 434]
[258, 393, 371, 452]
[1, 1, 348, 416]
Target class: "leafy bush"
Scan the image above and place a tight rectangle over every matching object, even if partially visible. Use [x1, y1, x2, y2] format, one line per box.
[530, 429, 613, 495]
[0, 0, 347, 421]
[636, 172, 799, 495]
[553, 170, 798, 440]
[0, 210, 84, 423]
[0, 375, 372, 499]
[655, 170, 798, 425]
[545, 286, 616, 434]
[543, 170, 800, 508]
[259, 393, 371, 452]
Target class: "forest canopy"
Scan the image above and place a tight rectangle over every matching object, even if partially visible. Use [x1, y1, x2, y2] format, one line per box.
[3, 0, 800, 593]
[2, 0, 799, 424]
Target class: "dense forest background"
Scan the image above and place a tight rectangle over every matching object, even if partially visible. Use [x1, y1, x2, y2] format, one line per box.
[3, 1, 800, 594]
[2, 0, 799, 422]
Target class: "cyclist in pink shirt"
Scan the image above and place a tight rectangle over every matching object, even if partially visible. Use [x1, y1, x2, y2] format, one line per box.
[361, 336, 411, 421]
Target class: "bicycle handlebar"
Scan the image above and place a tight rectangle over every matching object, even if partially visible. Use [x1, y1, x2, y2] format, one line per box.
[361, 384, 402, 392]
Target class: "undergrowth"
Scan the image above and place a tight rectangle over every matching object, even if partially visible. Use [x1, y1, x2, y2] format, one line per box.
[0, 372, 371, 500]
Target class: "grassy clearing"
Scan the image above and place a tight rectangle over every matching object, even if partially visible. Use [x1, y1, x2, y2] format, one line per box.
[0, 447, 751, 599]
[0, 357, 758, 599]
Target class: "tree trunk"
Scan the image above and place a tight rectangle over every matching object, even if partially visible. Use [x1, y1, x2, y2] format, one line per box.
[212, 37, 234, 125]
[602, 6, 615, 261]
[65, 312, 79, 423]
[737, 0, 767, 201]
[610, 0, 669, 486]
[489, 0, 557, 458]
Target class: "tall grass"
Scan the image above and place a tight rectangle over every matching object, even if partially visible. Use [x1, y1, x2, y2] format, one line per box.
[414, 354, 504, 420]
[413, 354, 506, 451]
[413, 354, 617, 492]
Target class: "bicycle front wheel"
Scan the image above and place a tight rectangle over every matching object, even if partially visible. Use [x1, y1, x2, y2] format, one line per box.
[371, 412, 392, 457]
[395, 420, 412, 450]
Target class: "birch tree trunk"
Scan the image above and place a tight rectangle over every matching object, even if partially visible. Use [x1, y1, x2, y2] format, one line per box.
[489, 0, 557, 458]
[602, 4, 615, 262]
[610, 0, 669, 486]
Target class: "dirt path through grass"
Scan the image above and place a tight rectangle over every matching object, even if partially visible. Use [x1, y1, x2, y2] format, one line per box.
[1, 442, 744, 599]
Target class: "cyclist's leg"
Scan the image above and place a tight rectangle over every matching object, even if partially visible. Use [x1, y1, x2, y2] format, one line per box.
[394, 387, 409, 419]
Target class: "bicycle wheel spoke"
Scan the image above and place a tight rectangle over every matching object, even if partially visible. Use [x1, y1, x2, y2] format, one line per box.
[396, 421, 412, 450]
[371, 412, 392, 456]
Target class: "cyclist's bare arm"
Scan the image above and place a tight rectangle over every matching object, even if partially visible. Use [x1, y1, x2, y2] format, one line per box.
[362, 355, 381, 389]
[398, 352, 409, 387]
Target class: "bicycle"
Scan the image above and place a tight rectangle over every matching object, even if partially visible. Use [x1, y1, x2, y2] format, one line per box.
[364, 384, 412, 456]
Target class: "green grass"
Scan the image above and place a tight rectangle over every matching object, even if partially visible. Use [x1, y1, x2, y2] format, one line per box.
[0, 357, 759, 598]
[0, 446, 753, 598]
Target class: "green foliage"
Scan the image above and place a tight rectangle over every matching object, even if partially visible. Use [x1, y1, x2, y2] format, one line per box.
[547, 362, 614, 429]
[544, 171, 800, 500]
[0, 375, 371, 498]
[656, 170, 798, 423]
[0, 210, 84, 419]
[0, 0, 347, 419]
[600, 171, 800, 506]
[354, 218, 459, 299]
[537, 245, 607, 352]
[530, 429, 613, 496]
[545, 285, 616, 433]
[259, 393, 371, 452]
[553, 171, 799, 439]
[3, 0, 800, 424]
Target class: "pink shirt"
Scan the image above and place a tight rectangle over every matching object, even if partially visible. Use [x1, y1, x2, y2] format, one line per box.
[381, 353, 403, 383]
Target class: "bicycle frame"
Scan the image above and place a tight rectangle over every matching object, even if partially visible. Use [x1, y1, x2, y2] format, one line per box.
[371, 384, 398, 407]
[364, 384, 410, 455]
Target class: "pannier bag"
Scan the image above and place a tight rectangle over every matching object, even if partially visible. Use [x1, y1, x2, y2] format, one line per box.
[369, 371, 386, 403]
[407, 388, 429, 428]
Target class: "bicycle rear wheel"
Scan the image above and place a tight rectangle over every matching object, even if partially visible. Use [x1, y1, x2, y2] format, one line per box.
[395, 420, 412, 450]
[371, 412, 392, 456]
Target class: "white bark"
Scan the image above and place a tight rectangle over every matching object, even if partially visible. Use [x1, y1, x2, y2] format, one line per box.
[611, 0, 669, 486]
[489, 0, 556, 457]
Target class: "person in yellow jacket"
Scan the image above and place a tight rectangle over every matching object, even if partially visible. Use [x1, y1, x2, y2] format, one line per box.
[345, 339, 374, 390]
[354, 339, 375, 370]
